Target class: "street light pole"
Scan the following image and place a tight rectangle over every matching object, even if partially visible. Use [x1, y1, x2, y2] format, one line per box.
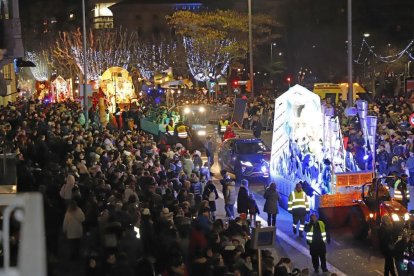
[248, 0, 254, 98]
[270, 43, 277, 61]
[81, 0, 89, 128]
[347, 0, 353, 108]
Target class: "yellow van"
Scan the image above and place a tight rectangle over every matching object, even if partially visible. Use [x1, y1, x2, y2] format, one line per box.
[313, 83, 368, 103]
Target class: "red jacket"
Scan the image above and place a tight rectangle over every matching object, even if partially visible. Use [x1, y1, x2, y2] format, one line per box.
[223, 130, 236, 141]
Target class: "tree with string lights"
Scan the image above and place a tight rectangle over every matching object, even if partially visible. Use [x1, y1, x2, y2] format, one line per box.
[25, 51, 51, 81]
[167, 10, 279, 85]
[133, 38, 185, 80]
[52, 28, 137, 81]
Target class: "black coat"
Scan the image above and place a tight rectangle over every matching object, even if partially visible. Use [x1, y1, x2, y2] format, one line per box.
[378, 224, 397, 257]
[237, 186, 249, 214]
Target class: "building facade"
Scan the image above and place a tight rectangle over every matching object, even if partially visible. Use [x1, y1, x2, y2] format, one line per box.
[108, 0, 204, 37]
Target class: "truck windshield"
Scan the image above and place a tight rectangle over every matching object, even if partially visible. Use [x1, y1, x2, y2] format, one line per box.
[235, 142, 268, 154]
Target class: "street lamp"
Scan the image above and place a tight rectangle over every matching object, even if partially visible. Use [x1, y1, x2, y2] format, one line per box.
[270, 42, 277, 61]
[363, 33, 370, 38]
[81, 0, 89, 128]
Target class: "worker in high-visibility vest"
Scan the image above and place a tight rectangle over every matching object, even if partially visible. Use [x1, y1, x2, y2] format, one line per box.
[394, 174, 410, 208]
[175, 121, 190, 149]
[165, 119, 175, 145]
[305, 213, 329, 274]
[288, 182, 310, 237]
[218, 116, 229, 141]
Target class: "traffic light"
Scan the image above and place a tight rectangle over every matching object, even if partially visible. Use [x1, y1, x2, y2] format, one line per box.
[231, 79, 240, 89]
[286, 77, 292, 87]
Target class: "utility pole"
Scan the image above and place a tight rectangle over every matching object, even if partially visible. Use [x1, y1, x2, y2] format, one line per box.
[248, 0, 254, 98]
[81, 0, 89, 128]
[347, 0, 353, 108]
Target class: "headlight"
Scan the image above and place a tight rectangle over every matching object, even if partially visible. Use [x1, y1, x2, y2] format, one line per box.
[391, 213, 400, 222]
[261, 166, 268, 172]
[199, 106, 206, 113]
[240, 161, 253, 167]
[404, 213, 410, 221]
[184, 107, 190, 114]
[197, 130, 206, 136]
[134, 226, 140, 239]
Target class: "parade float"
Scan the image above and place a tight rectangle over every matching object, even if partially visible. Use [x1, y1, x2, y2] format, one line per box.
[270, 85, 375, 227]
[100, 67, 135, 113]
[50, 75, 73, 102]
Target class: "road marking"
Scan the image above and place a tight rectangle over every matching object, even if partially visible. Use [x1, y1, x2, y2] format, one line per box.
[214, 183, 347, 276]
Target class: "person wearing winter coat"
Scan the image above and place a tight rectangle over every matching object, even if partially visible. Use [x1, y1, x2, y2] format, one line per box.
[237, 179, 249, 215]
[263, 182, 280, 226]
[378, 215, 397, 276]
[59, 168, 77, 204]
[224, 180, 237, 219]
[62, 200, 85, 260]
[202, 180, 219, 221]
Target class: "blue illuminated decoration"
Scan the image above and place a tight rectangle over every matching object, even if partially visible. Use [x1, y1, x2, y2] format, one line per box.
[173, 3, 203, 11]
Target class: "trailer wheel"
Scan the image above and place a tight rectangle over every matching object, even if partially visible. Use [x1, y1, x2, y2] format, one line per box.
[350, 206, 368, 239]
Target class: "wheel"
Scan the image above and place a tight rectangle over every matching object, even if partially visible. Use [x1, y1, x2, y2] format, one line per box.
[350, 206, 368, 239]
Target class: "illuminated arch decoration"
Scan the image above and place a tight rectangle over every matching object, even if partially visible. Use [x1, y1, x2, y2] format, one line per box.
[100, 67, 134, 112]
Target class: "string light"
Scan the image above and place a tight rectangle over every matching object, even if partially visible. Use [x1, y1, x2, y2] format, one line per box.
[133, 40, 177, 80]
[354, 38, 414, 64]
[26, 51, 50, 81]
[183, 36, 230, 82]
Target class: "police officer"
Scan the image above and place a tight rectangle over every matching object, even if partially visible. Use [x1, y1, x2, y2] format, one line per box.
[288, 182, 310, 237]
[165, 119, 175, 145]
[394, 174, 410, 208]
[305, 213, 329, 274]
[218, 116, 229, 141]
[175, 121, 190, 149]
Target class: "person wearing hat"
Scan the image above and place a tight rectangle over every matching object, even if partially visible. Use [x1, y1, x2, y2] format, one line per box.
[288, 182, 310, 238]
[304, 213, 330, 274]
[394, 174, 410, 208]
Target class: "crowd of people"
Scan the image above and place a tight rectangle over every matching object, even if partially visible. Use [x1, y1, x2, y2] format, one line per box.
[3, 88, 414, 276]
[1, 97, 313, 276]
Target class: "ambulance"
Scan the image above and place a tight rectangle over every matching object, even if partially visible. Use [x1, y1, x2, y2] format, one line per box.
[313, 83, 368, 103]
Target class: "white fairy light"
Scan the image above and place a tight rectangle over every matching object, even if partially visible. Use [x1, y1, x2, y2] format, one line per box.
[26, 51, 50, 81]
[183, 36, 230, 82]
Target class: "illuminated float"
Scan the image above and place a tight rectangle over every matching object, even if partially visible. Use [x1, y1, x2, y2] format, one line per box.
[50, 75, 73, 102]
[270, 85, 375, 227]
[100, 67, 135, 113]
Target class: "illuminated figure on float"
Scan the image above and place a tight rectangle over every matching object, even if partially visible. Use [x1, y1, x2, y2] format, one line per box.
[270, 85, 357, 198]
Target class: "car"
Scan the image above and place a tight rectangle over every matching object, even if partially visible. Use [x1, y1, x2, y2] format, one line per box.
[218, 138, 270, 183]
